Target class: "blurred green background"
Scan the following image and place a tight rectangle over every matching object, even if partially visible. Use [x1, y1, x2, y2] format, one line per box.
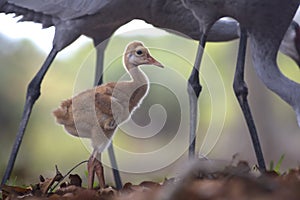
[0, 21, 299, 187]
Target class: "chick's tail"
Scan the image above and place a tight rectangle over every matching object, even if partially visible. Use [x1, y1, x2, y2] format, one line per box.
[53, 99, 73, 125]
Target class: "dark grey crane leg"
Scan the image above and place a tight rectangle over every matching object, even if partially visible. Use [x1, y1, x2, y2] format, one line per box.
[94, 40, 108, 86]
[107, 143, 122, 189]
[1, 48, 58, 185]
[188, 34, 207, 159]
[233, 28, 266, 170]
[94, 39, 122, 189]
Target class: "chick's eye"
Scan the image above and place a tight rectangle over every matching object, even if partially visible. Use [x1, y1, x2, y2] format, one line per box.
[136, 50, 143, 55]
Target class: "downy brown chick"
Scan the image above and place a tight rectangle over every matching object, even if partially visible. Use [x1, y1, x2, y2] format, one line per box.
[53, 41, 163, 188]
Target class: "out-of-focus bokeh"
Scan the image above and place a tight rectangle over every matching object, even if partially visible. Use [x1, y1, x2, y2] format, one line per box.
[0, 15, 299, 187]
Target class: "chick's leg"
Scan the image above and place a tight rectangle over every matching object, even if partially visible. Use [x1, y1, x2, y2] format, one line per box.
[87, 153, 96, 189]
[94, 153, 105, 188]
[87, 150, 105, 189]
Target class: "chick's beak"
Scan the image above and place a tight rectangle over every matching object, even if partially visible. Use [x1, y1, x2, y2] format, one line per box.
[147, 55, 164, 68]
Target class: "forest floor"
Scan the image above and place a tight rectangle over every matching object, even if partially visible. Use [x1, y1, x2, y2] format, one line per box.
[2, 160, 300, 200]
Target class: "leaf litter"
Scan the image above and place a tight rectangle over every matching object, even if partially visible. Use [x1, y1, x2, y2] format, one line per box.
[2, 160, 300, 200]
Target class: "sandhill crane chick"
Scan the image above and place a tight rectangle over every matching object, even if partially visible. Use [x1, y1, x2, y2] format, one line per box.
[53, 41, 163, 189]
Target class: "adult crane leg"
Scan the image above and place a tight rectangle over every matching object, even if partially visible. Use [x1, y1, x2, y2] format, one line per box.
[93, 39, 122, 189]
[188, 34, 207, 159]
[233, 27, 266, 170]
[94, 39, 108, 86]
[1, 48, 58, 185]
